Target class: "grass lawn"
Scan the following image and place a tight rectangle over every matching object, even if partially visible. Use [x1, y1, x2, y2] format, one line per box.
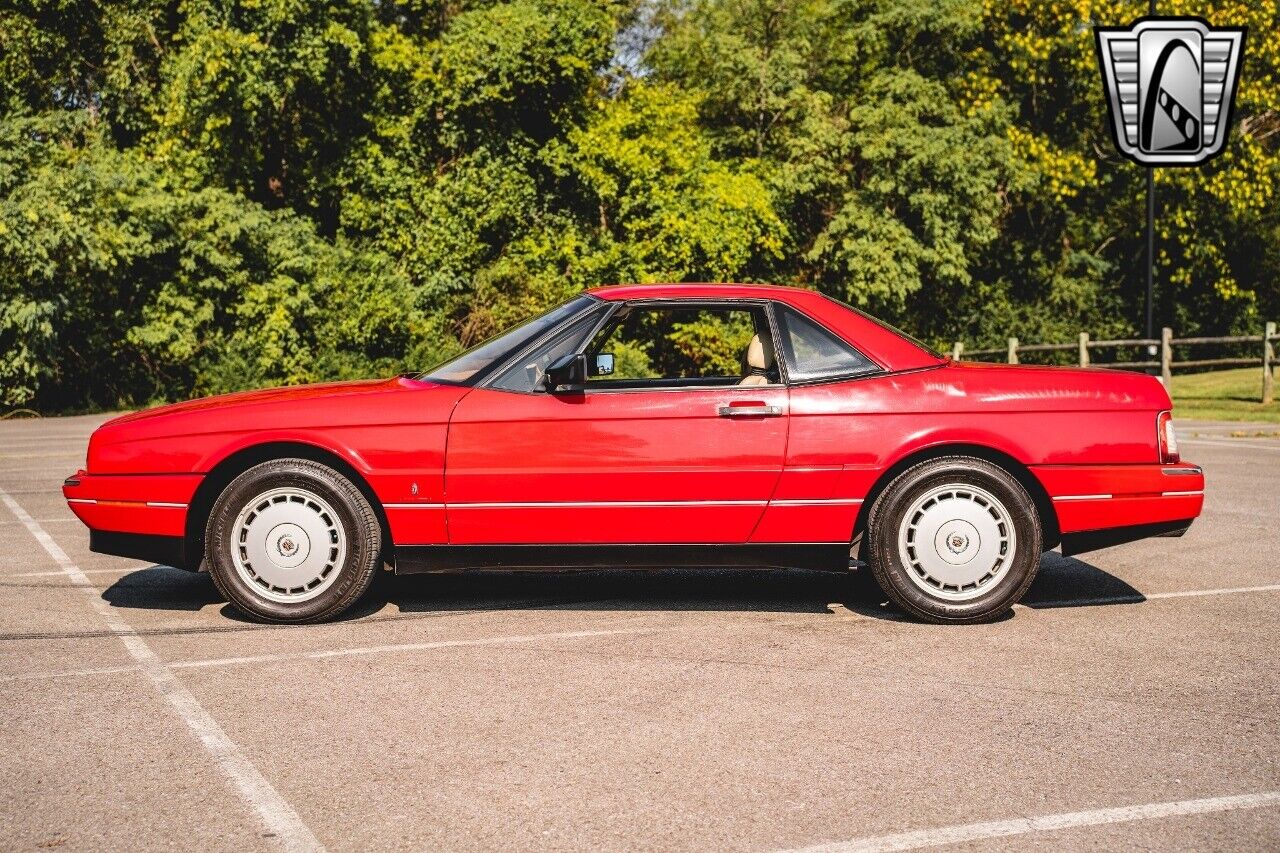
[1170, 367, 1280, 423]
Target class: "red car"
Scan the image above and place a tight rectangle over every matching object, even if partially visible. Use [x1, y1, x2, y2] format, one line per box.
[63, 284, 1203, 624]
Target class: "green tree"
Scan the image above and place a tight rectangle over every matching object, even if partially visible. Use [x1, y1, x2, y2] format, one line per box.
[2, 0, 1278, 414]
[0, 114, 419, 409]
[650, 0, 1024, 337]
[973, 0, 1280, 344]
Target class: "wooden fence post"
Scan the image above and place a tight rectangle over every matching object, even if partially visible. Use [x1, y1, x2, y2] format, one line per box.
[951, 341, 963, 361]
[1078, 332, 1090, 367]
[1007, 337, 1018, 365]
[1264, 321, 1276, 405]
[1160, 327, 1173, 387]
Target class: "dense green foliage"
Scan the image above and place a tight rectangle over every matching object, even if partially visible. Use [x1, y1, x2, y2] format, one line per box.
[2, 0, 1278, 411]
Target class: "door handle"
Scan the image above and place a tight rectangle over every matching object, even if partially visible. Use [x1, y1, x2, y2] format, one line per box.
[717, 404, 783, 417]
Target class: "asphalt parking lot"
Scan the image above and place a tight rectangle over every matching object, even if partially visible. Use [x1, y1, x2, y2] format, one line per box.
[1, 414, 1277, 852]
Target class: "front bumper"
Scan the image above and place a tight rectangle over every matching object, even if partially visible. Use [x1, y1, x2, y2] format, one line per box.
[89, 529, 190, 569]
[63, 471, 203, 570]
[62, 470, 202, 539]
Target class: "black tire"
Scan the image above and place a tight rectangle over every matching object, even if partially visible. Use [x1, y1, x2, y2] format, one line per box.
[865, 456, 1042, 624]
[204, 458, 381, 623]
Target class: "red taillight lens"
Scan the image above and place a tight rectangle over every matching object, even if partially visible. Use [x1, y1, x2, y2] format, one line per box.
[1157, 411, 1179, 463]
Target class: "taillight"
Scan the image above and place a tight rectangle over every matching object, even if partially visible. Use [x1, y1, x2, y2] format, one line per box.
[1157, 411, 1179, 463]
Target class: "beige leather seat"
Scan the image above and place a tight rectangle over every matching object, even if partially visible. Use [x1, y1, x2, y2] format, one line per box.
[738, 334, 772, 386]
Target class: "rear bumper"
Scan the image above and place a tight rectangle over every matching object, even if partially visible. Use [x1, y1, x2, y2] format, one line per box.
[62, 470, 201, 539]
[1059, 520, 1192, 556]
[1031, 462, 1204, 555]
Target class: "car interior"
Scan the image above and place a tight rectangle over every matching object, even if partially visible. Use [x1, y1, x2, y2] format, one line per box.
[582, 303, 782, 390]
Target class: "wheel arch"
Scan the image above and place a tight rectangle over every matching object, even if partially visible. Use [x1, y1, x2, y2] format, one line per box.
[185, 441, 393, 570]
[852, 443, 1060, 552]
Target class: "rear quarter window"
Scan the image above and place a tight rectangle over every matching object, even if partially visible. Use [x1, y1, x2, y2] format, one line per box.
[776, 305, 880, 383]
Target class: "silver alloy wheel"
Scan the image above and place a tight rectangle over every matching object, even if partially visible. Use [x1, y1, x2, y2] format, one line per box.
[230, 487, 347, 604]
[896, 482, 1016, 601]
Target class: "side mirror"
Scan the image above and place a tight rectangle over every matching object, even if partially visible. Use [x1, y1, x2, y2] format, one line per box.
[544, 353, 586, 392]
[592, 352, 615, 376]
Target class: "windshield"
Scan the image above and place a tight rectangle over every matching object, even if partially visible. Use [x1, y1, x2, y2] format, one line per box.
[418, 295, 599, 385]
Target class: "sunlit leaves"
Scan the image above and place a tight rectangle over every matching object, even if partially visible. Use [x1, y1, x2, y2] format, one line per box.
[3, 0, 1278, 412]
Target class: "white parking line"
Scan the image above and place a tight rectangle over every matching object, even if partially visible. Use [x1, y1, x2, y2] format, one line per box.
[778, 790, 1280, 852]
[0, 451, 86, 459]
[1027, 582, 1280, 608]
[1182, 439, 1280, 453]
[7, 581, 1278, 684]
[5, 565, 150, 578]
[0, 517, 80, 526]
[172, 627, 656, 670]
[0, 440, 86, 448]
[1147, 583, 1280, 599]
[0, 486, 324, 853]
[0, 627, 661, 683]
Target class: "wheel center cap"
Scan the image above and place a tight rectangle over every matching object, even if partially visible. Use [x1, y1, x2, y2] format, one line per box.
[934, 519, 981, 566]
[265, 522, 311, 569]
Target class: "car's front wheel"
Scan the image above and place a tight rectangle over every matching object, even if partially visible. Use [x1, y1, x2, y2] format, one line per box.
[205, 458, 381, 623]
[865, 456, 1042, 623]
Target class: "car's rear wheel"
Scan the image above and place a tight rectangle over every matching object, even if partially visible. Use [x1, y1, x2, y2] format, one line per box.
[865, 456, 1042, 623]
[205, 459, 381, 623]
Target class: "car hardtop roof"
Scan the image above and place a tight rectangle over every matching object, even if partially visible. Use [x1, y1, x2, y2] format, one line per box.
[584, 282, 944, 372]
[586, 282, 811, 302]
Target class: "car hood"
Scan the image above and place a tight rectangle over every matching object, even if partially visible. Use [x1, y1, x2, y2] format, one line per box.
[104, 378, 397, 429]
[85, 376, 471, 475]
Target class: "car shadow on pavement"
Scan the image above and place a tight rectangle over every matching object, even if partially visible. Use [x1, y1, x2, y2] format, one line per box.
[98, 551, 1145, 621]
[370, 566, 899, 620]
[1020, 551, 1146, 608]
[100, 565, 224, 612]
[359, 552, 1146, 621]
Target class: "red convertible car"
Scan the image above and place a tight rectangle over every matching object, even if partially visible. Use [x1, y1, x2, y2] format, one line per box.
[63, 284, 1203, 624]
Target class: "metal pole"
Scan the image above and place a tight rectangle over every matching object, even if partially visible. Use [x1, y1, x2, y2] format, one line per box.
[1146, 169, 1155, 344]
[1146, 0, 1156, 352]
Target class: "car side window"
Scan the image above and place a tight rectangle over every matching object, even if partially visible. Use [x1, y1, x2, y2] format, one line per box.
[490, 310, 605, 393]
[775, 304, 879, 382]
[584, 304, 780, 389]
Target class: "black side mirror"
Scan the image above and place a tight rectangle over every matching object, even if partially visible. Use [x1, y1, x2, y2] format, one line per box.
[544, 353, 586, 392]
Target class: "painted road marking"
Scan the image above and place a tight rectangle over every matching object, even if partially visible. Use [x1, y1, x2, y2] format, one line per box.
[1182, 439, 1280, 453]
[5, 565, 148, 578]
[1146, 583, 1280, 599]
[0, 627, 660, 683]
[171, 627, 657, 670]
[1028, 582, 1280, 608]
[0, 451, 87, 459]
[779, 790, 1280, 852]
[0, 517, 81, 525]
[0, 486, 324, 853]
[5, 583, 1279, 684]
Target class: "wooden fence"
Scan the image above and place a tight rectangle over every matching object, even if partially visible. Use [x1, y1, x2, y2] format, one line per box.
[951, 322, 1279, 404]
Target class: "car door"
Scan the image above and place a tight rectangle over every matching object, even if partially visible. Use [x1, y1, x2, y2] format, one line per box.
[444, 300, 789, 545]
[748, 302, 887, 544]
